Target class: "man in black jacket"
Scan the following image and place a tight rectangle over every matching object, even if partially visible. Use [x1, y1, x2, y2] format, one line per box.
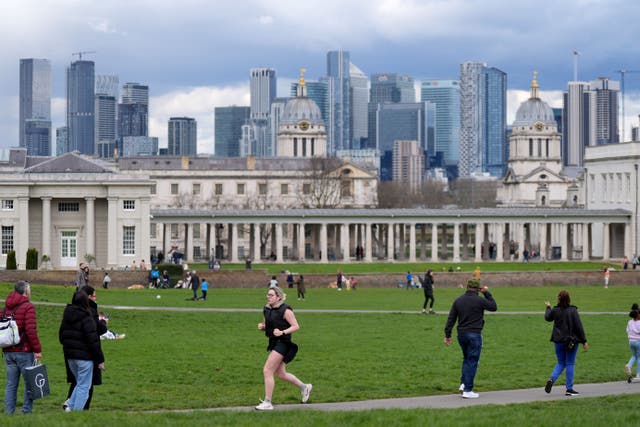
[444, 279, 497, 399]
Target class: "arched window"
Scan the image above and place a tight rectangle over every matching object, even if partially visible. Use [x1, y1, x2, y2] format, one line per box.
[541, 195, 546, 206]
[529, 138, 533, 156]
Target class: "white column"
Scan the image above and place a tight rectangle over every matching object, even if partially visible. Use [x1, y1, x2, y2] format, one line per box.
[341, 223, 349, 262]
[320, 223, 328, 263]
[185, 224, 193, 262]
[539, 223, 547, 260]
[603, 223, 611, 260]
[231, 223, 239, 263]
[365, 223, 373, 262]
[496, 223, 504, 261]
[387, 223, 395, 261]
[625, 222, 632, 259]
[453, 223, 460, 262]
[17, 197, 29, 269]
[41, 197, 51, 263]
[85, 197, 95, 261]
[517, 223, 525, 259]
[140, 197, 151, 265]
[107, 197, 118, 266]
[582, 223, 590, 261]
[475, 223, 483, 261]
[163, 223, 171, 259]
[560, 223, 568, 261]
[253, 223, 262, 261]
[409, 223, 416, 262]
[275, 223, 283, 263]
[297, 223, 305, 261]
[431, 223, 438, 262]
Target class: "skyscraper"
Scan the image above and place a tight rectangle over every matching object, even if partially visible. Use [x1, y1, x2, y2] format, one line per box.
[368, 73, 415, 150]
[67, 60, 95, 154]
[19, 59, 51, 155]
[56, 126, 68, 156]
[95, 75, 119, 99]
[168, 117, 197, 156]
[420, 79, 460, 166]
[459, 62, 507, 177]
[562, 81, 595, 167]
[590, 77, 619, 144]
[95, 94, 117, 157]
[327, 50, 351, 153]
[350, 63, 369, 149]
[119, 82, 149, 139]
[121, 82, 149, 105]
[214, 106, 250, 157]
[248, 68, 276, 156]
[392, 140, 424, 190]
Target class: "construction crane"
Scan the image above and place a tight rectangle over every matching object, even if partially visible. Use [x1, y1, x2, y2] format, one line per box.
[613, 69, 640, 142]
[71, 51, 96, 60]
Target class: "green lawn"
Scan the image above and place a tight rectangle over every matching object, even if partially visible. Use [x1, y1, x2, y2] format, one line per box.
[0, 282, 638, 426]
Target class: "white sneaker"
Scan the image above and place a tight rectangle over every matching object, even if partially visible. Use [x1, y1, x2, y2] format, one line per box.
[459, 383, 465, 394]
[301, 383, 313, 403]
[462, 391, 479, 399]
[255, 400, 273, 410]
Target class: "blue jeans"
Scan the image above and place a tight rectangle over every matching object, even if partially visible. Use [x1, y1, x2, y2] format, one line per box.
[67, 359, 94, 411]
[457, 332, 483, 392]
[628, 341, 640, 375]
[550, 342, 578, 389]
[4, 352, 35, 415]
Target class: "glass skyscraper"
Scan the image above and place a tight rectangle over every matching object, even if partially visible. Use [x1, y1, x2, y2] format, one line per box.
[67, 60, 95, 155]
[350, 63, 369, 149]
[368, 73, 415, 150]
[95, 94, 117, 158]
[327, 50, 351, 153]
[214, 106, 250, 157]
[19, 58, 51, 155]
[420, 79, 460, 166]
[168, 117, 197, 156]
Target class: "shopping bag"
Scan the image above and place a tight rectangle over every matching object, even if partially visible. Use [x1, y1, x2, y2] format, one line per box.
[24, 362, 50, 400]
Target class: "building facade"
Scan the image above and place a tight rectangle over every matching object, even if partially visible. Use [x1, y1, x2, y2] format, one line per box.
[95, 94, 117, 158]
[392, 140, 424, 190]
[421, 79, 460, 166]
[350, 62, 369, 149]
[214, 106, 250, 157]
[19, 59, 51, 155]
[327, 50, 351, 153]
[562, 81, 595, 167]
[168, 117, 197, 156]
[368, 73, 415, 151]
[66, 60, 95, 155]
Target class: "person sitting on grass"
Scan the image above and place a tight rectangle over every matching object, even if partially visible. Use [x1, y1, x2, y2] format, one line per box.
[98, 312, 125, 340]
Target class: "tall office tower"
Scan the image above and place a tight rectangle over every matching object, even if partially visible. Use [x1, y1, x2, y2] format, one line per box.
[350, 63, 369, 149]
[95, 94, 117, 157]
[168, 117, 197, 156]
[590, 77, 619, 144]
[19, 59, 51, 154]
[95, 75, 119, 99]
[250, 68, 276, 120]
[459, 62, 507, 177]
[376, 102, 431, 180]
[327, 50, 351, 153]
[214, 106, 250, 157]
[368, 73, 415, 150]
[121, 136, 158, 156]
[24, 120, 51, 156]
[66, 60, 95, 154]
[119, 82, 149, 138]
[392, 140, 424, 190]
[562, 81, 595, 167]
[56, 126, 68, 156]
[121, 82, 149, 105]
[632, 116, 640, 141]
[421, 80, 460, 166]
[269, 98, 289, 157]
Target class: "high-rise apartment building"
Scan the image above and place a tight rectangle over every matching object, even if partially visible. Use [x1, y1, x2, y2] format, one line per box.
[562, 81, 595, 167]
[95, 94, 117, 157]
[590, 77, 619, 144]
[392, 140, 424, 190]
[214, 106, 250, 157]
[350, 63, 369, 149]
[67, 60, 95, 154]
[168, 117, 197, 156]
[420, 79, 460, 166]
[459, 62, 507, 177]
[368, 73, 415, 150]
[327, 50, 351, 153]
[19, 59, 51, 155]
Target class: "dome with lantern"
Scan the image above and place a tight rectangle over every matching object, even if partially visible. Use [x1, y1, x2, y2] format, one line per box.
[512, 71, 556, 127]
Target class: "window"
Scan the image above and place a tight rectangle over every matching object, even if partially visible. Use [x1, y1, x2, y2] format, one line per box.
[150, 185, 156, 195]
[171, 183, 179, 195]
[193, 246, 202, 259]
[259, 183, 267, 195]
[150, 223, 157, 238]
[1, 226, 13, 254]
[237, 183, 245, 195]
[58, 202, 80, 212]
[303, 183, 311, 194]
[1, 200, 13, 211]
[123, 226, 135, 255]
[171, 224, 179, 239]
[281, 184, 289, 195]
[193, 224, 201, 239]
[215, 183, 223, 195]
[341, 180, 352, 197]
[192, 183, 201, 195]
[123, 200, 136, 211]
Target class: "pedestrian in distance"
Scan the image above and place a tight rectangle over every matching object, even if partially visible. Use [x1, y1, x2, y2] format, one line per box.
[255, 286, 312, 410]
[625, 303, 640, 383]
[444, 278, 497, 399]
[200, 277, 208, 301]
[544, 290, 588, 396]
[406, 271, 413, 290]
[603, 267, 610, 288]
[421, 268, 435, 314]
[102, 272, 111, 289]
[286, 273, 294, 289]
[190, 270, 200, 301]
[296, 275, 305, 301]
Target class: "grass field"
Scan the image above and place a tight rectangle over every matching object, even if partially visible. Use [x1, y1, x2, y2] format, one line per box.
[0, 282, 638, 426]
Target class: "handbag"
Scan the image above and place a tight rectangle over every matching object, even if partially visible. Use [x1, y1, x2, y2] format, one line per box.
[0, 302, 24, 348]
[24, 361, 50, 400]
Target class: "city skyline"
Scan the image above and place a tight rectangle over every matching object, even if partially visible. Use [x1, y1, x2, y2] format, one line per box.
[2, 1, 640, 154]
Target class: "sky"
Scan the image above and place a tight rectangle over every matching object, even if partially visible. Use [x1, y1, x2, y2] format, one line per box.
[2, 0, 640, 154]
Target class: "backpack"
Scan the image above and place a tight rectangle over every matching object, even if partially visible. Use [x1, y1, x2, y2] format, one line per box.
[0, 302, 25, 348]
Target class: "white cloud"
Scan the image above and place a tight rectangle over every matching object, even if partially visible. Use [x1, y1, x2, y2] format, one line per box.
[258, 15, 274, 25]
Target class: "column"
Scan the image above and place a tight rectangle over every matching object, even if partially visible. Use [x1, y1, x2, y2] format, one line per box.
[409, 223, 416, 262]
[41, 197, 51, 263]
[517, 223, 525, 260]
[85, 197, 95, 261]
[297, 223, 305, 261]
[107, 197, 118, 266]
[625, 222, 632, 260]
[441, 224, 448, 260]
[230, 223, 239, 263]
[539, 223, 547, 260]
[253, 223, 262, 261]
[365, 223, 373, 262]
[453, 223, 460, 262]
[420, 225, 427, 260]
[387, 222, 395, 261]
[431, 223, 438, 262]
[341, 223, 349, 262]
[320, 223, 328, 263]
[560, 223, 568, 261]
[475, 223, 483, 262]
[17, 197, 29, 269]
[603, 222, 611, 260]
[140, 197, 151, 265]
[461, 224, 469, 260]
[496, 223, 504, 261]
[185, 224, 193, 262]
[582, 222, 590, 261]
[275, 223, 283, 263]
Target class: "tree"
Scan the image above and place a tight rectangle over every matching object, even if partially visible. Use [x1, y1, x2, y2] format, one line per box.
[377, 180, 452, 208]
[297, 157, 343, 208]
[6, 250, 16, 270]
[26, 248, 38, 270]
[450, 178, 498, 208]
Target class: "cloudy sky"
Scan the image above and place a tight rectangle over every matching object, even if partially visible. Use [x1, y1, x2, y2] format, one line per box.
[2, 0, 640, 153]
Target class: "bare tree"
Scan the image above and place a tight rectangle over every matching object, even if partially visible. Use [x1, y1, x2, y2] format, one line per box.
[450, 178, 498, 208]
[377, 180, 453, 208]
[297, 157, 344, 208]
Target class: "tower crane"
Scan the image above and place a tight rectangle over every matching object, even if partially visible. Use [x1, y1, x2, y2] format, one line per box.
[71, 51, 96, 60]
[613, 69, 640, 142]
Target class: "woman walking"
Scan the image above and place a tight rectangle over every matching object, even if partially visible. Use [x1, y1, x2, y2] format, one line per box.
[625, 303, 640, 382]
[544, 290, 588, 396]
[256, 286, 312, 410]
[421, 269, 435, 314]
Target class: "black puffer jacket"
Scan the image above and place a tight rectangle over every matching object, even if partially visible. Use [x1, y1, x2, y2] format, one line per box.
[59, 304, 104, 364]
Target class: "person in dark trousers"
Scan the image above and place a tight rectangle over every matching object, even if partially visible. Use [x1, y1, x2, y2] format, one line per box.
[544, 290, 588, 396]
[296, 275, 306, 301]
[286, 273, 294, 289]
[444, 278, 497, 399]
[190, 271, 200, 301]
[422, 269, 435, 314]
[3, 281, 43, 415]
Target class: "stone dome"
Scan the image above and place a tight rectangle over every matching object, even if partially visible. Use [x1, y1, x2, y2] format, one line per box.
[280, 96, 324, 126]
[513, 97, 555, 126]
